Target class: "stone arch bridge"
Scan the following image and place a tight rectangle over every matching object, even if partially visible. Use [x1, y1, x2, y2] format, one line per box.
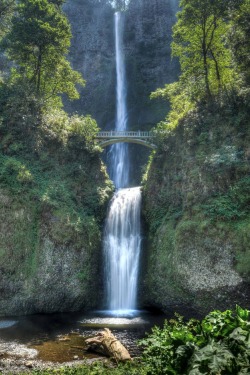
[96, 131, 156, 149]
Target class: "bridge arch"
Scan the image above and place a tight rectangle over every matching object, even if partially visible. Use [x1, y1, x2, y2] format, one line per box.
[96, 131, 156, 150]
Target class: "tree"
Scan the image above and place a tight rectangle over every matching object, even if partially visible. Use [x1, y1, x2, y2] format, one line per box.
[3, 0, 84, 106]
[0, 0, 15, 84]
[0, 0, 15, 38]
[171, 0, 236, 100]
[151, 0, 245, 129]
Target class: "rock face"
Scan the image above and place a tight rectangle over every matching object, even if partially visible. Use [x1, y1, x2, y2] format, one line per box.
[63, 0, 115, 128]
[0, 187, 105, 316]
[63, 0, 179, 129]
[142, 104, 250, 314]
[124, 0, 179, 129]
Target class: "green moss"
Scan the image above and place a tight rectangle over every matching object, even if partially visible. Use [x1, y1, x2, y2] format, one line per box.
[145, 219, 186, 306]
[202, 176, 250, 221]
[21, 361, 146, 375]
[233, 219, 250, 278]
[0, 198, 39, 275]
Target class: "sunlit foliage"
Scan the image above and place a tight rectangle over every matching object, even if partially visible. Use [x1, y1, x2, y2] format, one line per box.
[2, 0, 84, 107]
[151, 0, 247, 129]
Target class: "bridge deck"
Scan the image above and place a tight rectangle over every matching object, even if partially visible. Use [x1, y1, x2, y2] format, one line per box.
[96, 131, 153, 138]
[96, 131, 156, 149]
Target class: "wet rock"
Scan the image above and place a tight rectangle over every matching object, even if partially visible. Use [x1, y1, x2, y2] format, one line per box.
[25, 361, 33, 368]
[58, 335, 71, 342]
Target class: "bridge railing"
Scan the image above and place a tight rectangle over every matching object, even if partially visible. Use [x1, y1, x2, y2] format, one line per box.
[96, 131, 154, 138]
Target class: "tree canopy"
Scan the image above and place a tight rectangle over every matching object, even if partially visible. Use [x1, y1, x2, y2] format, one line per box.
[2, 0, 84, 107]
[172, 0, 235, 98]
[152, 0, 248, 129]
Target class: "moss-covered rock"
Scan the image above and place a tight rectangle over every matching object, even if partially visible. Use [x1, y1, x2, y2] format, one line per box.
[0, 111, 113, 317]
[0, 195, 100, 315]
[142, 99, 250, 314]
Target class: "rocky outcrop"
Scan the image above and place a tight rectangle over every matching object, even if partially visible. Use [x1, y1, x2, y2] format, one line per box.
[63, 0, 115, 127]
[124, 0, 179, 129]
[0, 120, 113, 316]
[0, 186, 106, 316]
[142, 102, 250, 314]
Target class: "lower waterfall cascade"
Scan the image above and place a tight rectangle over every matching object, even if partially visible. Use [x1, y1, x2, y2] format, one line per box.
[104, 187, 142, 313]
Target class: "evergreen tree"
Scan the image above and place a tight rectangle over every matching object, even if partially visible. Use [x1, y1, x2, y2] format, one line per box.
[3, 0, 84, 106]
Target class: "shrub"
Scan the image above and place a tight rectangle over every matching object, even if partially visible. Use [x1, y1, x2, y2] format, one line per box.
[140, 306, 250, 375]
[202, 177, 250, 221]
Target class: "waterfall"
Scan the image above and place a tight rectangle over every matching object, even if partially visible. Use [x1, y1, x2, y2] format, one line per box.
[104, 187, 141, 311]
[104, 12, 141, 313]
[109, 12, 129, 189]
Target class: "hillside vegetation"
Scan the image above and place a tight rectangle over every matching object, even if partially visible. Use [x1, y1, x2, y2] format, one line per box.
[142, 0, 250, 313]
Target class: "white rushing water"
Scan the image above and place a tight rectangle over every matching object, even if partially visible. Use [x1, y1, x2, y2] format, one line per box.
[104, 187, 141, 312]
[109, 12, 129, 189]
[104, 12, 142, 314]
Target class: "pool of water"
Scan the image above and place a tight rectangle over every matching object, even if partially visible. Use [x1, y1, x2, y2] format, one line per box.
[0, 310, 168, 363]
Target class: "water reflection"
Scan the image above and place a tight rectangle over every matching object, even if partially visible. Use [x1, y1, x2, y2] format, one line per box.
[0, 320, 18, 329]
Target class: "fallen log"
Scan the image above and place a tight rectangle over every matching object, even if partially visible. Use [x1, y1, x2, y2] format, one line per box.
[85, 328, 131, 361]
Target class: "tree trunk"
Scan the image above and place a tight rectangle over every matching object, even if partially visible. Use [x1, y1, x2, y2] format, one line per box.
[85, 328, 131, 361]
[36, 47, 42, 94]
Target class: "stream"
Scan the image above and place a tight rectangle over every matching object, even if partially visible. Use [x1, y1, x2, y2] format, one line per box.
[0, 310, 168, 365]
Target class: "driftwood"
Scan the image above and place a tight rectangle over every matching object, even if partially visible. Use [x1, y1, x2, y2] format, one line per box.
[85, 328, 131, 361]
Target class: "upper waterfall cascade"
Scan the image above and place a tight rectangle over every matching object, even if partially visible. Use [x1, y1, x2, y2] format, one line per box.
[108, 12, 129, 189]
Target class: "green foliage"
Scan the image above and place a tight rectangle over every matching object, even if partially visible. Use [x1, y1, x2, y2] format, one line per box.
[0, 155, 34, 189]
[151, 82, 194, 129]
[0, 0, 111, 251]
[68, 114, 101, 153]
[0, 105, 113, 253]
[40, 109, 100, 152]
[140, 306, 250, 375]
[150, 0, 249, 131]
[173, 0, 235, 96]
[230, 0, 250, 85]
[0, 0, 15, 38]
[2, 0, 84, 107]
[203, 177, 250, 221]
